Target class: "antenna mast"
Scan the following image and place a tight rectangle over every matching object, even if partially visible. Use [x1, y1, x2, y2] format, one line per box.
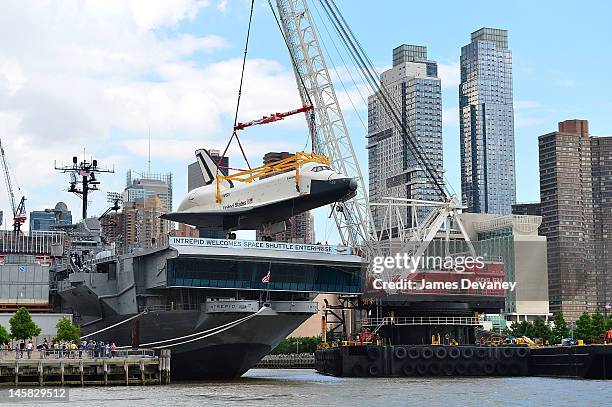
[54, 155, 114, 219]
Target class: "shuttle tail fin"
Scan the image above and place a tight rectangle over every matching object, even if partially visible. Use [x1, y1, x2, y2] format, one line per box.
[195, 149, 232, 188]
[195, 149, 217, 185]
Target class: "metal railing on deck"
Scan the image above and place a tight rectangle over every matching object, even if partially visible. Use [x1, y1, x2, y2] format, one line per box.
[138, 304, 201, 312]
[362, 316, 482, 327]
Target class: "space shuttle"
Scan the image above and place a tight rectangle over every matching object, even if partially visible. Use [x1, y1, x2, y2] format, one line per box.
[161, 149, 357, 238]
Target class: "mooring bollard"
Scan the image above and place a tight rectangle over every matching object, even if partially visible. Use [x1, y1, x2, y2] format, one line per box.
[80, 359, 84, 386]
[38, 361, 43, 386]
[140, 359, 145, 385]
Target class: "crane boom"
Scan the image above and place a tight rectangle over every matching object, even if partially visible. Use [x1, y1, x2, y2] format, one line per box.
[275, 0, 375, 247]
[0, 138, 26, 232]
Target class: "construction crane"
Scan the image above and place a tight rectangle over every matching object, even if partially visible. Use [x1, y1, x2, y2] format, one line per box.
[274, 0, 376, 248]
[0, 138, 27, 232]
[273, 1, 476, 297]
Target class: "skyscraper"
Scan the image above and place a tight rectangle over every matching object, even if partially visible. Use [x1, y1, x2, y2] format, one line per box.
[460, 27, 516, 214]
[108, 170, 173, 252]
[589, 133, 612, 313]
[367, 44, 443, 230]
[125, 170, 173, 212]
[538, 119, 611, 320]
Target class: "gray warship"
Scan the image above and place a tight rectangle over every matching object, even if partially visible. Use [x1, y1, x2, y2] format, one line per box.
[52, 222, 364, 379]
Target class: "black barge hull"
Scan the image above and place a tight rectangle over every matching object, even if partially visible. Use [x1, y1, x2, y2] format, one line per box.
[315, 345, 612, 379]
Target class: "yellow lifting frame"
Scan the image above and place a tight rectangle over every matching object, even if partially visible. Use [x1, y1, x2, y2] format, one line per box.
[215, 151, 331, 203]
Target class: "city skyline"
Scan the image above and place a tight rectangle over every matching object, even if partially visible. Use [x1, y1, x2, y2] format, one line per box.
[1, 1, 611, 243]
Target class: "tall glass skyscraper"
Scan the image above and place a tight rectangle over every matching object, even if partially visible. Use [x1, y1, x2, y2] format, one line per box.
[459, 28, 516, 214]
[368, 45, 443, 231]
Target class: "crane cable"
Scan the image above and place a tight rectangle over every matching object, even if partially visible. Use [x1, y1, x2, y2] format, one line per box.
[319, 0, 448, 200]
[267, 0, 318, 152]
[219, 0, 256, 171]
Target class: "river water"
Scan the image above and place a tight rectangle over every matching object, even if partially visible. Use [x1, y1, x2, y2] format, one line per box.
[34, 369, 612, 406]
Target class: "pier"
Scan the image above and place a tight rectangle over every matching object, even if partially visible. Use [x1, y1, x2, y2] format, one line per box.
[0, 350, 170, 386]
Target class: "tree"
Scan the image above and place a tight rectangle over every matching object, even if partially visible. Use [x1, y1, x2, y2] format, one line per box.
[271, 336, 321, 354]
[531, 317, 552, 343]
[55, 317, 80, 343]
[9, 308, 41, 340]
[0, 324, 10, 344]
[607, 315, 612, 331]
[591, 311, 607, 338]
[574, 312, 593, 341]
[550, 312, 570, 344]
[509, 320, 534, 338]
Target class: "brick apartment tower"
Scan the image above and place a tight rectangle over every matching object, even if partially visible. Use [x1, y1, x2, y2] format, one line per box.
[539, 119, 611, 320]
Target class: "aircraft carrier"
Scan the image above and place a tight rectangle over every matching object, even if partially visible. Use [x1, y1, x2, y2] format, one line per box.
[52, 232, 364, 379]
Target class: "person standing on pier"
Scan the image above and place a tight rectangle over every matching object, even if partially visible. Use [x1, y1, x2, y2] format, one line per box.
[26, 340, 33, 359]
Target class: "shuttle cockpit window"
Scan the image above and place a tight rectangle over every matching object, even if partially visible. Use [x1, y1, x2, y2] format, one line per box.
[311, 165, 332, 172]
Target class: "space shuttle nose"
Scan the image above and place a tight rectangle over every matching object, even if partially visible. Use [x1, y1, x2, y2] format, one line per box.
[349, 178, 358, 191]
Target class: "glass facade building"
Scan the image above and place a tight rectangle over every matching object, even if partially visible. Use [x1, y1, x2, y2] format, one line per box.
[368, 45, 444, 230]
[459, 28, 516, 214]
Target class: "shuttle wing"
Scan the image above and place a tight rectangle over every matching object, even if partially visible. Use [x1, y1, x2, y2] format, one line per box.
[161, 207, 252, 229]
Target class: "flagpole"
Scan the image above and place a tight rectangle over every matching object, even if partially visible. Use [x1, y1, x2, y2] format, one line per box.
[265, 262, 271, 303]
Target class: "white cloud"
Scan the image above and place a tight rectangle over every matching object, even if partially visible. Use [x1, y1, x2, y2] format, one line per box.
[0, 0, 307, 222]
[438, 62, 460, 88]
[217, 0, 228, 13]
[123, 138, 302, 163]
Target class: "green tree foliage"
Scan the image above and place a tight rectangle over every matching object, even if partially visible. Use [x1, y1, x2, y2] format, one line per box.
[550, 312, 570, 344]
[509, 320, 532, 338]
[508, 318, 552, 342]
[607, 315, 612, 331]
[9, 308, 41, 340]
[55, 317, 80, 343]
[573, 312, 593, 341]
[591, 311, 607, 338]
[0, 324, 11, 344]
[271, 336, 321, 354]
[531, 317, 552, 343]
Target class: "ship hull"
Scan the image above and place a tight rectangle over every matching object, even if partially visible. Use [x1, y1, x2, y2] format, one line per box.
[78, 308, 311, 379]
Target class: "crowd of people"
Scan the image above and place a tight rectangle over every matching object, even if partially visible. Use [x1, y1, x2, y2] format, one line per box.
[3, 339, 118, 359]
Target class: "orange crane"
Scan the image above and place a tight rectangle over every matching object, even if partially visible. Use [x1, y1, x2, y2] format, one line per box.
[0, 138, 26, 232]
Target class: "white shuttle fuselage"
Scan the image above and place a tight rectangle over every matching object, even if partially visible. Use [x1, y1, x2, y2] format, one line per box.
[162, 149, 357, 231]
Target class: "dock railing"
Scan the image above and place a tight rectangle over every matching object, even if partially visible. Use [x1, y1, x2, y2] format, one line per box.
[0, 348, 156, 360]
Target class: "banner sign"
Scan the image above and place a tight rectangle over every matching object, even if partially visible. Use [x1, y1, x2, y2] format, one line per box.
[169, 236, 351, 255]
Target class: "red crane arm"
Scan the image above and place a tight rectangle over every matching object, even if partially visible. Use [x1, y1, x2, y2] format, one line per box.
[234, 105, 313, 131]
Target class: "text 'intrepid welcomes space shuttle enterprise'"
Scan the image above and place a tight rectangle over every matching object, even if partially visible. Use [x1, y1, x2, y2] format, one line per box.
[162, 149, 357, 236]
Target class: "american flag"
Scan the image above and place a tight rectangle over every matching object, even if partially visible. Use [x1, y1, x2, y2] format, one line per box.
[261, 270, 271, 284]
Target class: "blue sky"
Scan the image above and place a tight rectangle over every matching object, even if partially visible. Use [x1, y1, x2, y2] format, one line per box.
[1, 0, 610, 243]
